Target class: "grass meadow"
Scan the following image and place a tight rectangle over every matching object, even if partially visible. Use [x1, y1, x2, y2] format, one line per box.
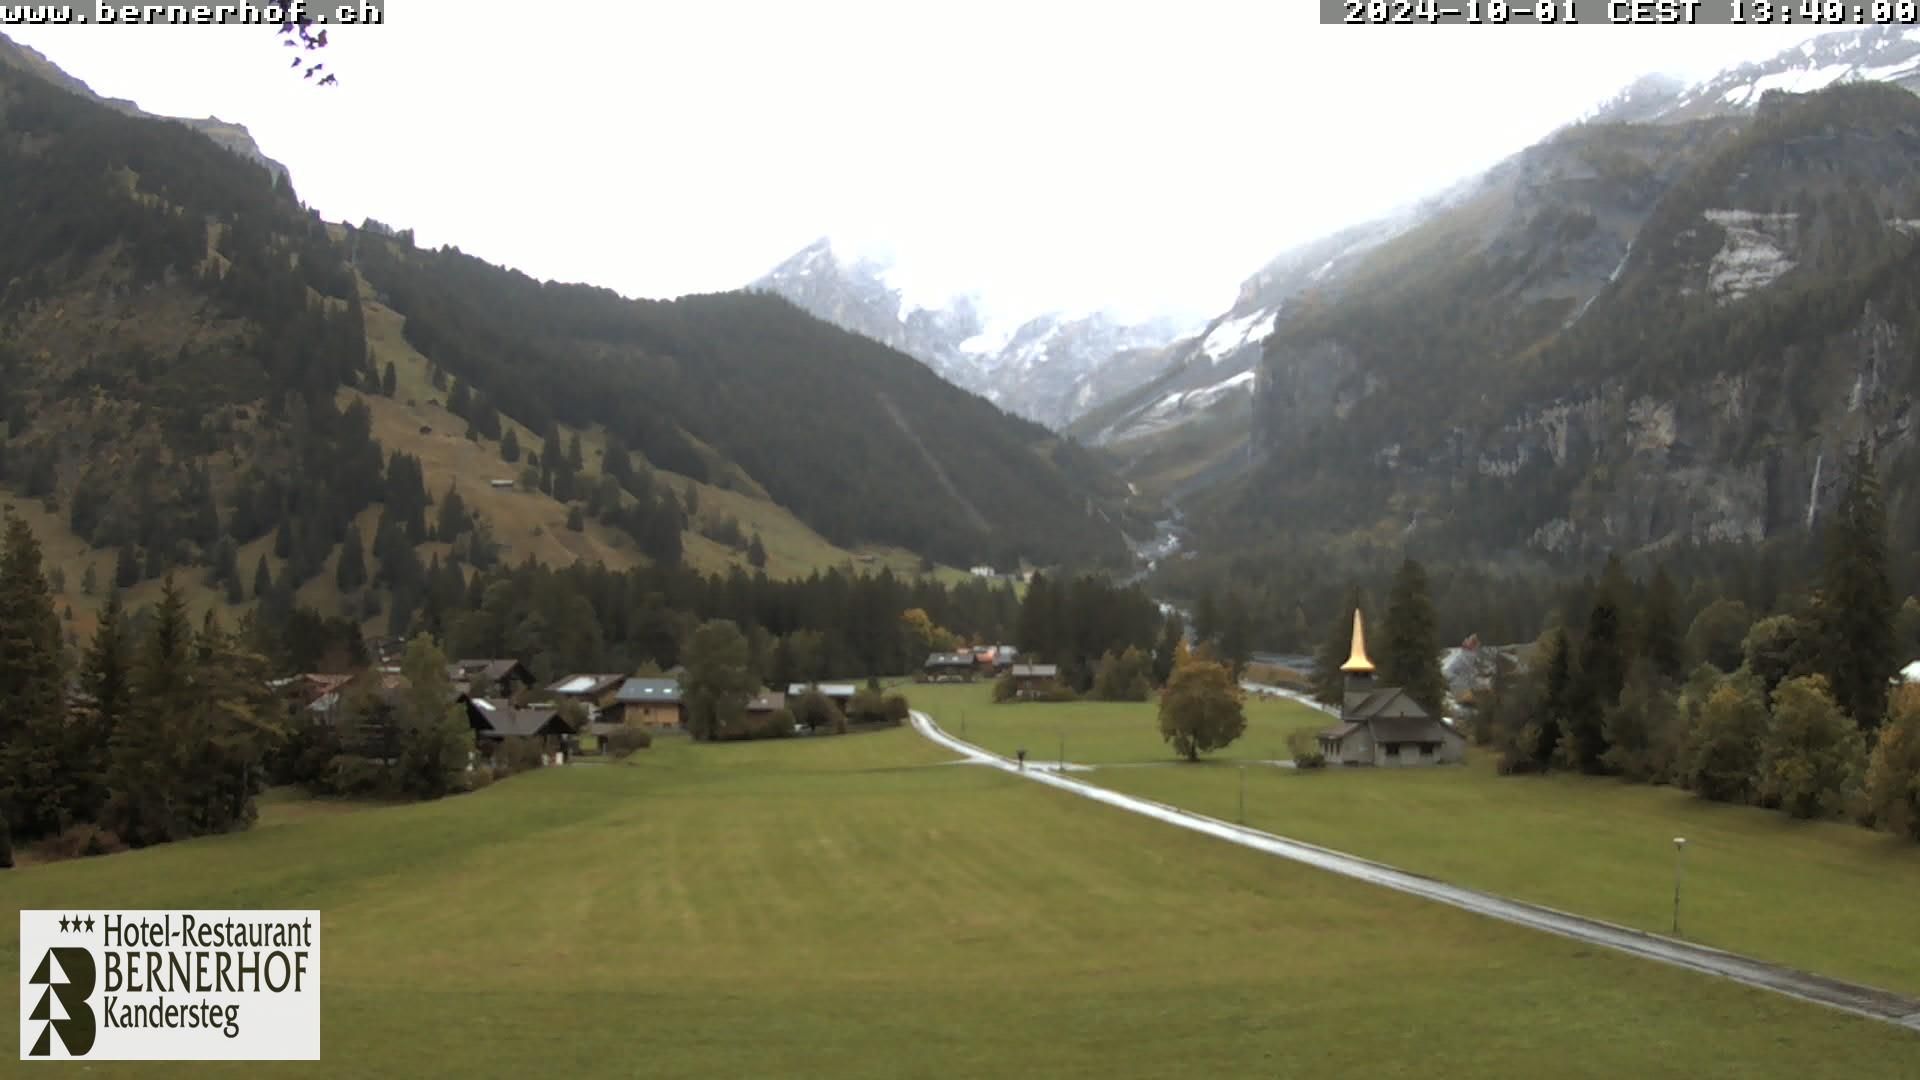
[5, 725, 1919, 1076]
[912, 681, 1920, 997]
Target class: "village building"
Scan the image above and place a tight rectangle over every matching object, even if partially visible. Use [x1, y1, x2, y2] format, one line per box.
[923, 651, 978, 682]
[1007, 663, 1059, 699]
[446, 658, 537, 699]
[546, 673, 629, 715]
[787, 682, 856, 712]
[467, 697, 578, 751]
[614, 677, 686, 730]
[1317, 610, 1466, 767]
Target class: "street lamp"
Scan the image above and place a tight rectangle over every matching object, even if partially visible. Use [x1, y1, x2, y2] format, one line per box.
[1672, 837, 1688, 936]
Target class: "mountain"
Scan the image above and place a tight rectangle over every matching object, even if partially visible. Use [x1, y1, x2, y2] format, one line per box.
[0, 39, 1136, 642]
[750, 238, 1195, 429]
[1098, 26, 1920, 508]
[1167, 75, 1920, 623]
[0, 32, 289, 181]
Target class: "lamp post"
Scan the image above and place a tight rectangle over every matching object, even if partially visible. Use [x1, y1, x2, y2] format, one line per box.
[1672, 837, 1688, 936]
[1059, 733, 1066, 773]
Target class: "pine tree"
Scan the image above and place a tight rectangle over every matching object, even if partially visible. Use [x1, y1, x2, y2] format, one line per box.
[1642, 567, 1683, 683]
[395, 635, 471, 798]
[500, 427, 520, 463]
[336, 523, 367, 592]
[115, 544, 141, 588]
[1566, 556, 1629, 773]
[0, 514, 71, 840]
[380, 361, 397, 397]
[1381, 558, 1446, 718]
[1815, 441, 1897, 730]
[747, 533, 767, 570]
[566, 433, 584, 473]
[252, 554, 273, 601]
[566, 506, 585, 532]
[80, 562, 97, 596]
[1535, 627, 1574, 770]
[437, 485, 467, 541]
[103, 575, 194, 846]
[1152, 610, 1186, 687]
[1191, 588, 1219, 649]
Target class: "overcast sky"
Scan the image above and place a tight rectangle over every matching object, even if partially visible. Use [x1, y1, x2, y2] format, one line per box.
[8, 5, 1830, 323]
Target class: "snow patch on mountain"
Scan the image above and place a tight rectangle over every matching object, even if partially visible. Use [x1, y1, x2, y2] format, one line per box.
[1199, 308, 1279, 364]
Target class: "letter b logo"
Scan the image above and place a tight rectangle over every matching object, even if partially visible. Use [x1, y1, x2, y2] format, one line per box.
[28, 947, 96, 1057]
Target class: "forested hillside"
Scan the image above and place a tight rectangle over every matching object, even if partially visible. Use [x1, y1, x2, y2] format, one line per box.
[0, 41, 1135, 647]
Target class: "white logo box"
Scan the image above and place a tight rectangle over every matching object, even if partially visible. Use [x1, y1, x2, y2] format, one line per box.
[19, 909, 320, 1061]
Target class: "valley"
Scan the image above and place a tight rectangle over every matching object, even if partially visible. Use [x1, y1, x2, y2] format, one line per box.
[8, 14, 1920, 1079]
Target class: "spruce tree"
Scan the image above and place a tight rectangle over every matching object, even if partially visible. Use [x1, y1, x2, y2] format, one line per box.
[1642, 566, 1683, 683]
[566, 432, 585, 473]
[252, 554, 273, 601]
[1535, 627, 1574, 770]
[1566, 556, 1629, 773]
[1152, 610, 1186, 687]
[104, 575, 194, 846]
[501, 427, 520, 463]
[1381, 558, 1446, 718]
[0, 514, 70, 840]
[115, 544, 141, 588]
[336, 523, 367, 592]
[747, 533, 767, 569]
[380, 361, 397, 397]
[1815, 441, 1897, 730]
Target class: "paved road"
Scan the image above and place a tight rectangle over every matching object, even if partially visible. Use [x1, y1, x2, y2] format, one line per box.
[910, 710, 1920, 1034]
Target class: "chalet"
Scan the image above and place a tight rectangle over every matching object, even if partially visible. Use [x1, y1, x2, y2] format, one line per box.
[447, 658, 537, 699]
[614, 677, 685, 730]
[788, 682, 856, 712]
[489, 478, 514, 490]
[269, 673, 354, 718]
[467, 698, 578, 750]
[923, 652, 978, 682]
[547, 673, 628, 714]
[1317, 610, 1466, 768]
[1007, 663, 1059, 699]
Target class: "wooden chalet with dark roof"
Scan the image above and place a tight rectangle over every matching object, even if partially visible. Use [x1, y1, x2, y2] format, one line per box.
[1317, 610, 1465, 768]
[923, 651, 978, 682]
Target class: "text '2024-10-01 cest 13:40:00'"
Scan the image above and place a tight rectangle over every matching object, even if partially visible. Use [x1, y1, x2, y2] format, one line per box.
[1332, 1, 1920, 24]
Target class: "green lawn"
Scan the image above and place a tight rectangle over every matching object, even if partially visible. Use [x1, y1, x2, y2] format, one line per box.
[909, 682, 1326, 765]
[910, 683, 1920, 997]
[4, 728, 1917, 1077]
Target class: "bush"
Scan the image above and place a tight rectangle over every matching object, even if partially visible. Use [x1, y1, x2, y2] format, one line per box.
[1092, 647, 1152, 701]
[992, 674, 1017, 703]
[793, 689, 845, 733]
[882, 692, 911, 725]
[847, 688, 891, 725]
[1037, 681, 1077, 703]
[1287, 730, 1327, 769]
[494, 736, 548, 776]
[325, 754, 390, 797]
[43, 824, 127, 861]
[604, 725, 655, 758]
[465, 767, 496, 792]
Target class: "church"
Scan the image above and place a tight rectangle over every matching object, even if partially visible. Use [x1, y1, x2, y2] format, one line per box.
[1317, 610, 1467, 767]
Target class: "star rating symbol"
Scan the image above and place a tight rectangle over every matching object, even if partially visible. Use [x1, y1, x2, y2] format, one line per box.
[56, 914, 93, 933]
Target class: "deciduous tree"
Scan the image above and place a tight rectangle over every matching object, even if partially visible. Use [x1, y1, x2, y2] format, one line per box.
[1157, 655, 1246, 762]
[1756, 674, 1864, 819]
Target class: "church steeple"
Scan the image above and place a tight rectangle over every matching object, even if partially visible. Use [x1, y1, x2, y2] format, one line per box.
[1341, 609, 1374, 698]
[1341, 609, 1374, 674]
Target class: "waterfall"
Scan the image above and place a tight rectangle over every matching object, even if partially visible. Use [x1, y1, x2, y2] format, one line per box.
[1806, 452, 1824, 530]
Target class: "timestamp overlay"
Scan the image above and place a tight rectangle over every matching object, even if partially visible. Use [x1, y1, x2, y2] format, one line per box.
[1324, 1, 1920, 24]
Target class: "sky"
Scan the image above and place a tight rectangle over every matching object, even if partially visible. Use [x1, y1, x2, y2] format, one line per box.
[6, 4, 1833, 324]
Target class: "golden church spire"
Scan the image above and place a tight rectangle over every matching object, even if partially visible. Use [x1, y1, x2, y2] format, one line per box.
[1341, 609, 1374, 674]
